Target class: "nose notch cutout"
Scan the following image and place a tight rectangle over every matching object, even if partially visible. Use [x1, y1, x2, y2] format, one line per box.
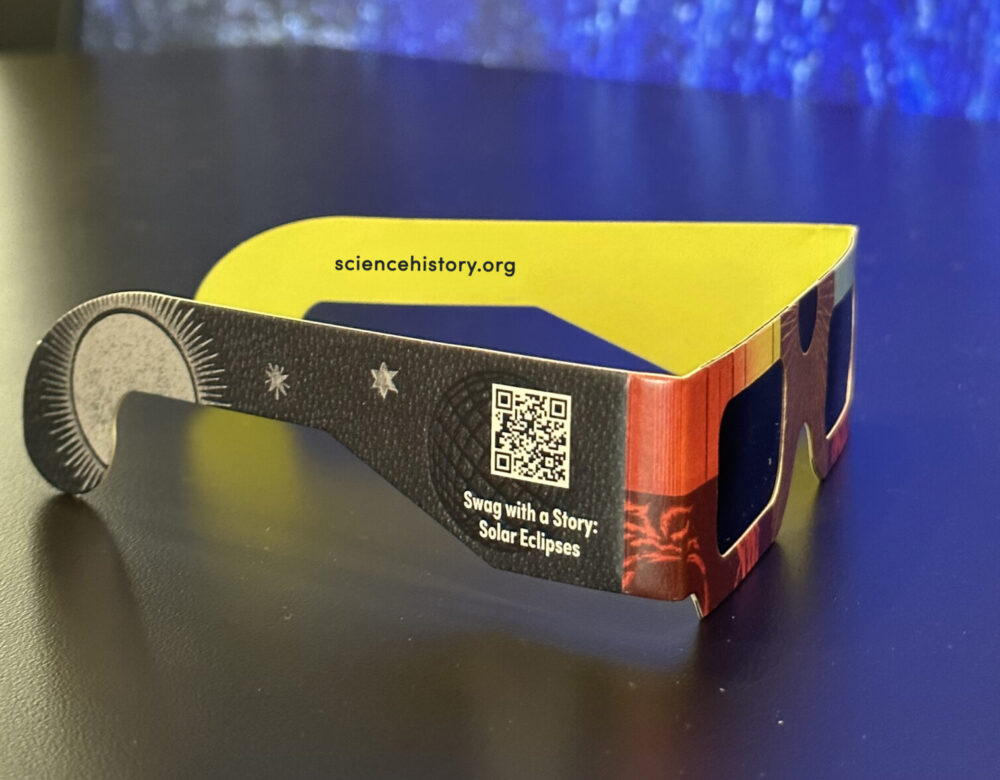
[797, 287, 818, 353]
[799, 421, 824, 480]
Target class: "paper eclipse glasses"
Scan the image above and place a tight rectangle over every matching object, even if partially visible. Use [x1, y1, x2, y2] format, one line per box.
[23, 218, 856, 616]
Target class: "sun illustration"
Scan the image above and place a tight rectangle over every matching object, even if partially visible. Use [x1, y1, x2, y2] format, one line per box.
[265, 363, 289, 400]
[29, 292, 228, 492]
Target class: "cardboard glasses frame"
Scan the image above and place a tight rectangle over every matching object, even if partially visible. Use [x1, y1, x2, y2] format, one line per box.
[22, 225, 855, 617]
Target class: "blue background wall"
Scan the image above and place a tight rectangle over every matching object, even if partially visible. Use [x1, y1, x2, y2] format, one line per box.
[83, 1, 1000, 120]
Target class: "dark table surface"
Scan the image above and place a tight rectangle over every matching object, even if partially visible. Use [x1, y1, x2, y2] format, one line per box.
[1, 47, 998, 779]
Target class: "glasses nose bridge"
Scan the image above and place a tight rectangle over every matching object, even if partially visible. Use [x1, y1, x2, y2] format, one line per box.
[781, 276, 837, 479]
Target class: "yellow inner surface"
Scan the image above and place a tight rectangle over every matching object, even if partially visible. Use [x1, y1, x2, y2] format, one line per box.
[196, 217, 856, 375]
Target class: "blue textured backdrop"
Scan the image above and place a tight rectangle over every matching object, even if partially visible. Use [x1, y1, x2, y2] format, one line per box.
[83, 1, 1000, 120]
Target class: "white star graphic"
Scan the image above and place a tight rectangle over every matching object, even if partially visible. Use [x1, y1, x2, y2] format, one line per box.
[264, 362, 289, 400]
[370, 361, 399, 399]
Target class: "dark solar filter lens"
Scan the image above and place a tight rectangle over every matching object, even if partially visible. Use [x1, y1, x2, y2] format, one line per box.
[716, 361, 784, 554]
[825, 290, 854, 432]
[798, 286, 818, 352]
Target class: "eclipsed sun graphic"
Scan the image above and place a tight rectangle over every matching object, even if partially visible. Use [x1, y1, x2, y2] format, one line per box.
[31, 292, 228, 492]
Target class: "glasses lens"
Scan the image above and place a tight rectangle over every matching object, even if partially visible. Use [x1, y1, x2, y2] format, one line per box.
[716, 361, 784, 554]
[824, 289, 854, 433]
[798, 287, 818, 352]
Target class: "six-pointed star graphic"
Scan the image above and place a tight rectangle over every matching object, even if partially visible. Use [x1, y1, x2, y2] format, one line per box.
[371, 361, 399, 399]
[265, 362, 289, 400]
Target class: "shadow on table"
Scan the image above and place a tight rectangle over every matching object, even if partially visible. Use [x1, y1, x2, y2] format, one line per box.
[33, 495, 170, 773]
[26, 405, 841, 777]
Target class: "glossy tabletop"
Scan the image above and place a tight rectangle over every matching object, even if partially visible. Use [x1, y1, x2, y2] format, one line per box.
[1, 48, 998, 778]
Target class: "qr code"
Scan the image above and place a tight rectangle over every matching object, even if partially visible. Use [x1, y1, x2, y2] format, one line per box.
[490, 383, 572, 488]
